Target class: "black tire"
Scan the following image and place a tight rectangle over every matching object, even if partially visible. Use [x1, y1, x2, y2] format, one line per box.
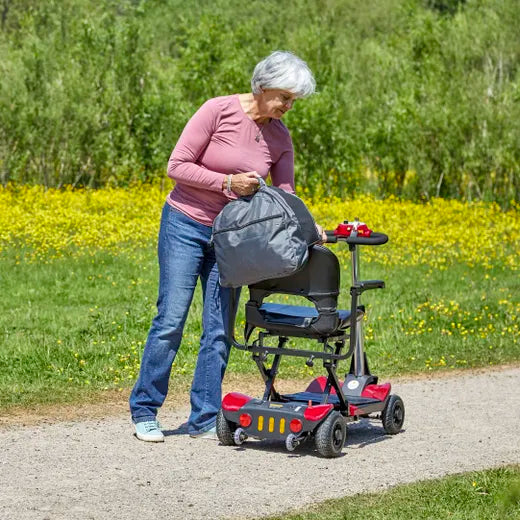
[314, 412, 347, 458]
[382, 394, 405, 434]
[216, 409, 236, 445]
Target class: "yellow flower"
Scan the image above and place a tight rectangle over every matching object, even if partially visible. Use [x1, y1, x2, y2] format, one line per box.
[0, 184, 518, 270]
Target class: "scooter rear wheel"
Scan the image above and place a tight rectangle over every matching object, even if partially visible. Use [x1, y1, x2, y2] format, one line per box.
[216, 408, 236, 445]
[315, 412, 346, 458]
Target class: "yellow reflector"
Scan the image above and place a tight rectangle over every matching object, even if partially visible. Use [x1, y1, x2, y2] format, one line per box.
[268, 417, 275, 433]
[279, 418, 285, 434]
[258, 416, 264, 431]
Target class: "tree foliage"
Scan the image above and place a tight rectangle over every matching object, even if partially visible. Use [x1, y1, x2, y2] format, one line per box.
[1, 0, 519, 204]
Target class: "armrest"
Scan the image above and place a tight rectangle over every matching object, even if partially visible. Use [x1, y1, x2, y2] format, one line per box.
[352, 280, 385, 294]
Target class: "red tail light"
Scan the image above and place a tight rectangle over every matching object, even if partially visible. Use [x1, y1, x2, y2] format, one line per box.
[289, 419, 303, 433]
[239, 413, 252, 427]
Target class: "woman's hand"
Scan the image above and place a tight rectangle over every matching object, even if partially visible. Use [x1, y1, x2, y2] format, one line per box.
[315, 223, 328, 243]
[225, 172, 261, 196]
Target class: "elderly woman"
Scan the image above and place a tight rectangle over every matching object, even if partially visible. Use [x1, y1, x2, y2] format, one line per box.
[130, 50, 319, 441]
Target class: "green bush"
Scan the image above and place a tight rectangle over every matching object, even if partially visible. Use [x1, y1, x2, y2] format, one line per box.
[1, 0, 519, 204]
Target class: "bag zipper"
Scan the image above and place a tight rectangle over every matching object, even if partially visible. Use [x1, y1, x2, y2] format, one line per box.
[212, 213, 284, 235]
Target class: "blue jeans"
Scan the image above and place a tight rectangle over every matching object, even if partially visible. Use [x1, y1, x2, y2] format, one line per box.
[129, 204, 236, 434]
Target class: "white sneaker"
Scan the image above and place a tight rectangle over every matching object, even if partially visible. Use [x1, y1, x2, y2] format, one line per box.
[189, 426, 217, 440]
[134, 420, 165, 442]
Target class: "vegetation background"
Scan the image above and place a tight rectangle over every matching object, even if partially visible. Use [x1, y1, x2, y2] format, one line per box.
[1, 0, 519, 204]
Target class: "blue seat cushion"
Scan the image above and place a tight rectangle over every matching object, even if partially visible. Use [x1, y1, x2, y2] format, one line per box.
[258, 303, 352, 329]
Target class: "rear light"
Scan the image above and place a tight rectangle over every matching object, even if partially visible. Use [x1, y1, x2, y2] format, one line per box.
[239, 413, 252, 427]
[289, 419, 303, 433]
[304, 403, 333, 422]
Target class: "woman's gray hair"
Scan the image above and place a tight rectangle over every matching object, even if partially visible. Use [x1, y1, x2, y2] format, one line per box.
[251, 51, 316, 98]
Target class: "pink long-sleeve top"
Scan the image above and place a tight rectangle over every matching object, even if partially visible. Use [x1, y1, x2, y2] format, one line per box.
[166, 94, 295, 226]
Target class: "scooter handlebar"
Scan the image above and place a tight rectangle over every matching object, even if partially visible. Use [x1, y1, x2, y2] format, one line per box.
[324, 230, 388, 246]
[324, 231, 338, 243]
[346, 232, 388, 245]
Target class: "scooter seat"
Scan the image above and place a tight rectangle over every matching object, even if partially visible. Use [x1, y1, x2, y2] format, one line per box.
[258, 303, 352, 329]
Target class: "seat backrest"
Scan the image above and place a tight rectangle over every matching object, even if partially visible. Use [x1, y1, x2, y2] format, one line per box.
[247, 245, 340, 312]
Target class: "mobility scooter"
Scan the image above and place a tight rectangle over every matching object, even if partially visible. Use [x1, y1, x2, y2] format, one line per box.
[216, 219, 405, 458]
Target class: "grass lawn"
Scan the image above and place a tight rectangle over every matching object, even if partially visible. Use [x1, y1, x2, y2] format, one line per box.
[0, 243, 518, 410]
[264, 466, 520, 520]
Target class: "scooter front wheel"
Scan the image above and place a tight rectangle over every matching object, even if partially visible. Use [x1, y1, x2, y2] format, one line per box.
[382, 394, 405, 434]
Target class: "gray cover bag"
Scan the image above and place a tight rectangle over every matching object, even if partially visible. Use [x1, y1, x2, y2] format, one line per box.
[212, 179, 321, 288]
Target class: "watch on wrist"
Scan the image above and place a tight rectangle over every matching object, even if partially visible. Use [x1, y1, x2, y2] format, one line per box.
[226, 174, 232, 194]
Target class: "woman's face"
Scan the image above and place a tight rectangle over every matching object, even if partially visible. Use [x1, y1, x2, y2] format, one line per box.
[259, 89, 298, 119]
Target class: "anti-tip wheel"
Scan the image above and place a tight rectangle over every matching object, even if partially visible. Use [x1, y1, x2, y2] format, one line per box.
[216, 409, 235, 445]
[233, 427, 247, 445]
[382, 394, 405, 434]
[314, 412, 346, 458]
[285, 433, 299, 452]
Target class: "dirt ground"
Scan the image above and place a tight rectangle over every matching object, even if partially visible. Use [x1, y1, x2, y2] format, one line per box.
[1, 366, 519, 520]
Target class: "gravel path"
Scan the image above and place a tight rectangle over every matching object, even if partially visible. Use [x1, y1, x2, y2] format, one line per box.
[1, 367, 519, 520]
